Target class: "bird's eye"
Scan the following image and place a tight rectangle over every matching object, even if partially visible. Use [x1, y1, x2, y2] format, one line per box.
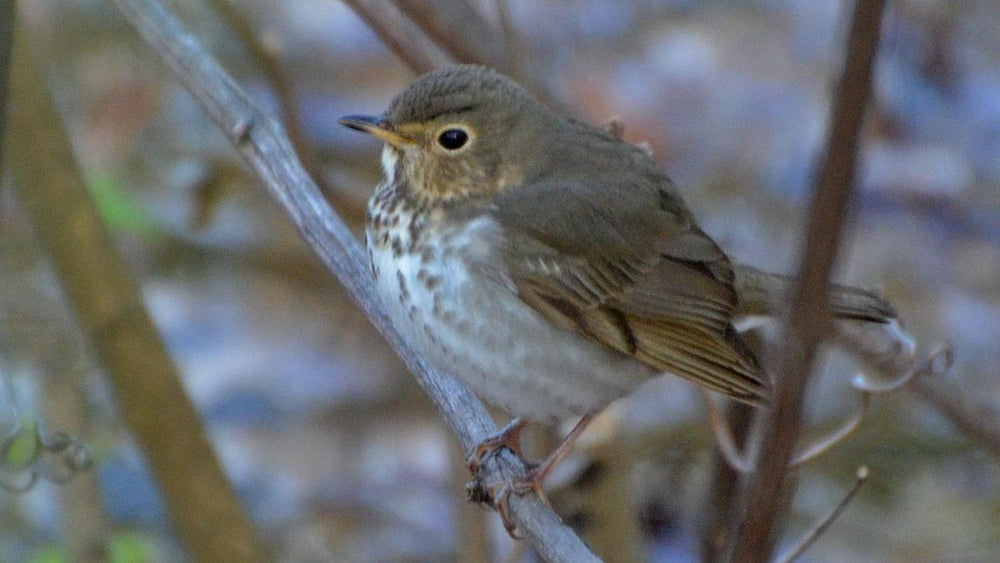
[437, 128, 469, 151]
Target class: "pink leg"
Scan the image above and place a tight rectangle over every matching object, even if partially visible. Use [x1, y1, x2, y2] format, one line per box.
[491, 414, 596, 537]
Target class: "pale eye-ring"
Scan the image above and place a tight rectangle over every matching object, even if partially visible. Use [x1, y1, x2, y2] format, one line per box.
[436, 127, 470, 151]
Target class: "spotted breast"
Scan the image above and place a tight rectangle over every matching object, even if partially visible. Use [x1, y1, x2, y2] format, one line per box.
[366, 148, 655, 424]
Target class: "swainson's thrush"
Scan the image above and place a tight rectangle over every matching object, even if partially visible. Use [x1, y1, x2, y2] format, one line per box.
[341, 65, 894, 527]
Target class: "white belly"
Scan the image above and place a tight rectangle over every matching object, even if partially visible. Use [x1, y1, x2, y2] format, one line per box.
[367, 214, 652, 423]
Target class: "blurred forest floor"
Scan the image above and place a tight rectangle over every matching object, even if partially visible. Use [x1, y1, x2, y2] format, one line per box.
[2, 0, 999, 561]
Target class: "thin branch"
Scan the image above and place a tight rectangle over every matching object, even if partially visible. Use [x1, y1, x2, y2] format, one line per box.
[341, 0, 454, 73]
[707, 343, 942, 475]
[7, 26, 266, 563]
[834, 320, 999, 460]
[775, 466, 869, 563]
[389, 0, 505, 69]
[350, 0, 564, 110]
[207, 0, 368, 221]
[910, 373, 1000, 461]
[701, 390, 756, 473]
[789, 393, 870, 470]
[731, 1, 888, 560]
[701, 399, 755, 562]
[110, 0, 598, 560]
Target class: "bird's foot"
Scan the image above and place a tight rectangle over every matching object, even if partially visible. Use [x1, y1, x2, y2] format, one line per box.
[486, 468, 552, 538]
[466, 414, 595, 538]
[465, 417, 527, 474]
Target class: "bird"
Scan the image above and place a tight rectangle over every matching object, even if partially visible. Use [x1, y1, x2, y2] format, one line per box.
[340, 64, 895, 530]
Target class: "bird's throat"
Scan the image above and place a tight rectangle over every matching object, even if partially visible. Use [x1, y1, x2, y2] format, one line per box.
[381, 144, 401, 181]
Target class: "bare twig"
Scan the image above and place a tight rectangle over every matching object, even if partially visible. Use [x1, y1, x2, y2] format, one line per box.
[207, 0, 368, 221]
[776, 466, 869, 563]
[111, 0, 598, 560]
[349, 0, 564, 110]
[701, 400, 755, 562]
[911, 373, 1000, 461]
[390, 0, 505, 69]
[706, 342, 942, 475]
[7, 27, 266, 563]
[701, 391, 756, 473]
[789, 393, 870, 470]
[341, 0, 454, 73]
[731, 1, 887, 560]
[835, 321, 999, 460]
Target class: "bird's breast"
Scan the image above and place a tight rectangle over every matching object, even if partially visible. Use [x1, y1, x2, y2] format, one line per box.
[366, 185, 652, 422]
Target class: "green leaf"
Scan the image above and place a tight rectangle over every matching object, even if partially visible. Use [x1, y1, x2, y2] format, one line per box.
[3, 419, 41, 470]
[110, 531, 151, 563]
[28, 545, 65, 563]
[87, 172, 157, 235]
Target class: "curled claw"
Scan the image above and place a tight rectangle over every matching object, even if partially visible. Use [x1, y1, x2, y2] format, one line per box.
[490, 482, 522, 538]
[484, 465, 555, 539]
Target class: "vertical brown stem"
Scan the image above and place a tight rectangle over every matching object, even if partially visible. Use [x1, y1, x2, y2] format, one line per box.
[731, 0, 887, 560]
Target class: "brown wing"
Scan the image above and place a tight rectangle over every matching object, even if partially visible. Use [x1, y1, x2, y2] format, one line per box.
[491, 179, 770, 405]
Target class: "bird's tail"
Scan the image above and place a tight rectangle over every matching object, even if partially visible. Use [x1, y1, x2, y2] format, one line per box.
[733, 264, 896, 323]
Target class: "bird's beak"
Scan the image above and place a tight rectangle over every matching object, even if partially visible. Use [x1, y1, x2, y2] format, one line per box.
[339, 114, 415, 146]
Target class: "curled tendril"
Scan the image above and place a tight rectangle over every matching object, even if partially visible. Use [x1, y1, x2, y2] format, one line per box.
[851, 344, 953, 394]
[0, 421, 92, 492]
[1, 422, 43, 471]
[706, 323, 954, 474]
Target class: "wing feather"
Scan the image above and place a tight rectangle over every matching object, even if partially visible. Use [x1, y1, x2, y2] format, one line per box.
[492, 180, 771, 405]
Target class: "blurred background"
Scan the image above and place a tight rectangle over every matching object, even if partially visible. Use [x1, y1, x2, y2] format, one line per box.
[2, 0, 999, 561]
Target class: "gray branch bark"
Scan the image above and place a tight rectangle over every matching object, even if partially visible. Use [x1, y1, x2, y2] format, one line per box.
[111, 0, 598, 560]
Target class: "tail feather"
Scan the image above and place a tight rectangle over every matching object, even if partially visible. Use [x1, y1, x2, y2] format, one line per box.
[733, 264, 896, 323]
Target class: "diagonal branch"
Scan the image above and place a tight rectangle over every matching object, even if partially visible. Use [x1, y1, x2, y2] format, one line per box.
[110, 0, 597, 560]
[389, 0, 505, 69]
[7, 24, 266, 563]
[731, 0, 888, 560]
[346, 0, 564, 110]
[341, 0, 454, 73]
[775, 466, 869, 563]
[207, 0, 367, 221]
[910, 374, 1000, 461]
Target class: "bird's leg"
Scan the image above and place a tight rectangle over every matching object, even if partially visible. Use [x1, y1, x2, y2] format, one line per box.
[489, 413, 596, 537]
[514, 413, 595, 493]
[466, 417, 527, 474]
